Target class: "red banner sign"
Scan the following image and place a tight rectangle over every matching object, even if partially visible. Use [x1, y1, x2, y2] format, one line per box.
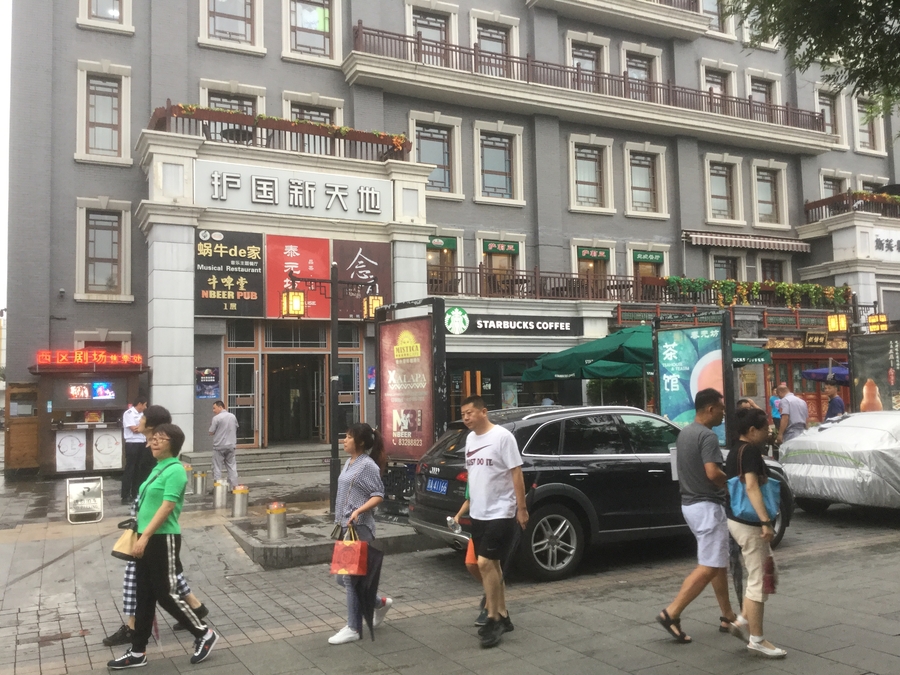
[36, 350, 144, 366]
[265, 235, 330, 318]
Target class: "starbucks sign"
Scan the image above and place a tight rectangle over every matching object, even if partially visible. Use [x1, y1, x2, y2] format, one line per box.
[444, 307, 470, 335]
[443, 307, 582, 337]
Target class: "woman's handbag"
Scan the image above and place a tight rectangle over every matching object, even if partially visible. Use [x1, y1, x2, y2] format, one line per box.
[111, 518, 138, 561]
[329, 523, 343, 540]
[727, 444, 781, 522]
[330, 524, 368, 576]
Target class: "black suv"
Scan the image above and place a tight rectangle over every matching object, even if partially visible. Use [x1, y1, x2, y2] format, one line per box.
[409, 406, 794, 582]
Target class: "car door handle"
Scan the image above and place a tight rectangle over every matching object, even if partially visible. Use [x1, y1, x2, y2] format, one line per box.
[647, 470, 666, 473]
[569, 472, 588, 478]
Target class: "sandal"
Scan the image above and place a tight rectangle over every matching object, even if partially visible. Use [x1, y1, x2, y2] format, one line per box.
[719, 615, 737, 633]
[657, 609, 692, 643]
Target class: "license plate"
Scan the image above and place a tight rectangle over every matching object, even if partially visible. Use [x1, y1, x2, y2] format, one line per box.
[426, 477, 448, 495]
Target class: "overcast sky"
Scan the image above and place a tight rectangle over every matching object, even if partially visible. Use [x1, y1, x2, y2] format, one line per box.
[0, 0, 11, 310]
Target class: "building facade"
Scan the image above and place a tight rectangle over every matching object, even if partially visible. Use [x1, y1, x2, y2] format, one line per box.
[8, 0, 900, 462]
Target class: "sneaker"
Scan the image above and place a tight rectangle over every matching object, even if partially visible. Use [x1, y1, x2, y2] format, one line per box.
[328, 626, 361, 645]
[373, 598, 393, 628]
[103, 624, 134, 647]
[107, 651, 147, 669]
[474, 607, 488, 627]
[190, 630, 218, 664]
[747, 640, 787, 658]
[479, 618, 505, 648]
[173, 604, 209, 631]
[501, 612, 514, 633]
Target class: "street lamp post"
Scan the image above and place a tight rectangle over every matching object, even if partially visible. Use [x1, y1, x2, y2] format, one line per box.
[329, 262, 341, 514]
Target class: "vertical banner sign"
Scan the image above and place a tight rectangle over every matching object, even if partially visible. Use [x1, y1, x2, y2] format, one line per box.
[56, 430, 87, 472]
[378, 318, 435, 461]
[265, 235, 330, 318]
[849, 332, 900, 412]
[195, 230, 265, 317]
[334, 240, 393, 319]
[92, 431, 123, 470]
[657, 326, 726, 443]
[195, 367, 221, 399]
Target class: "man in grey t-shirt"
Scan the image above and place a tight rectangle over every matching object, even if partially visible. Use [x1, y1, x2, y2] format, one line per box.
[209, 400, 240, 488]
[776, 384, 808, 444]
[658, 388, 740, 644]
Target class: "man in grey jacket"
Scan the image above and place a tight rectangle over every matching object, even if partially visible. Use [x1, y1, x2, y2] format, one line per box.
[209, 400, 240, 487]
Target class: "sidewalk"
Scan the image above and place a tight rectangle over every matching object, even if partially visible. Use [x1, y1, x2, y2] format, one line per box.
[3, 470, 900, 674]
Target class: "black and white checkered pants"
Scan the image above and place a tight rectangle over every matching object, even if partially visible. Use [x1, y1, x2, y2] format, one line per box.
[122, 560, 191, 617]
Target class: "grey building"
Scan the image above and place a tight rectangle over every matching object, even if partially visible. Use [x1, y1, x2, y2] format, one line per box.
[7, 0, 900, 467]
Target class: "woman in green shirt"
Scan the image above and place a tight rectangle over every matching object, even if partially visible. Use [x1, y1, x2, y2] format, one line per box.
[107, 424, 219, 670]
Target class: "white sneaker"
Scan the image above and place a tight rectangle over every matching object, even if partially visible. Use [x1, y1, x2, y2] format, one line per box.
[328, 626, 361, 645]
[747, 641, 787, 658]
[373, 597, 393, 627]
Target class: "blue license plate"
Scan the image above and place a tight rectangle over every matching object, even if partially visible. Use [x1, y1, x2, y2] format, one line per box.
[426, 477, 448, 495]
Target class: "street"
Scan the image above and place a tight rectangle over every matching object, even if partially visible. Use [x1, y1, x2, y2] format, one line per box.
[1, 473, 900, 675]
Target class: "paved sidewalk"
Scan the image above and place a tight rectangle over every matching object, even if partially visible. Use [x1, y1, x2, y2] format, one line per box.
[2, 471, 900, 674]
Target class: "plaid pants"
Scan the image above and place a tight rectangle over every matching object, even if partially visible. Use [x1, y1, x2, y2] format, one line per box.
[122, 561, 191, 617]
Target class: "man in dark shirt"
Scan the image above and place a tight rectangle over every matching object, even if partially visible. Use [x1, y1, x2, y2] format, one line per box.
[824, 374, 845, 420]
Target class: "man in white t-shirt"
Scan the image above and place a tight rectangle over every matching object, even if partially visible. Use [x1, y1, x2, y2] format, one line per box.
[120, 397, 147, 504]
[461, 395, 528, 649]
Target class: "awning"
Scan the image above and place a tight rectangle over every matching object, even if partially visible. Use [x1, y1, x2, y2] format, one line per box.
[683, 231, 810, 253]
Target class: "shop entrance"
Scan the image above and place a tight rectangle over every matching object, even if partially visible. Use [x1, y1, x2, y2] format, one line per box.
[266, 354, 326, 444]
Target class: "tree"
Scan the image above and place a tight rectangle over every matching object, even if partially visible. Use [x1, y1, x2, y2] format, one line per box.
[725, 0, 900, 113]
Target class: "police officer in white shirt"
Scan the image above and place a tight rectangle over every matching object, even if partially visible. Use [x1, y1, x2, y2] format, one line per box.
[120, 397, 148, 504]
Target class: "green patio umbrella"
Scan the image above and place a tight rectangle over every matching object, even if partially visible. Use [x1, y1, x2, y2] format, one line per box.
[580, 360, 647, 379]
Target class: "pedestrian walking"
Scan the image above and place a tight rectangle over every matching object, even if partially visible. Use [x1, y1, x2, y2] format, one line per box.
[209, 400, 240, 488]
[328, 423, 393, 645]
[107, 424, 218, 669]
[460, 395, 528, 649]
[657, 388, 740, 643]
[776, 384, 808, 444]
[726, 407, 787, 658]
[769, 387, 781, 427]
[120, 397, 148, 504]
[823, 374, 845, 420]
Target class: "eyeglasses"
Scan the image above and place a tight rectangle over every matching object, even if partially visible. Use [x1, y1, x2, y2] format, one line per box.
[150, 435, 170, 444]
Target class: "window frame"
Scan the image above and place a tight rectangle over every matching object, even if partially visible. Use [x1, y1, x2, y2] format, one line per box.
[568, 134, 614, 215]
[75, 60, 132, 166]
[406, 0, 459, 45]
[623, 142, 668, 219]
[199, 0, 266, 57]
[473, 120, 525, 207]
[565, 31, 610, 74]
[410, 110, 464, 201]
[703, 153, 744, 226]
[758, 254, 791, 283]
[417, 124, 453, 194]
[77, 0, 134, 34]
[853, 97, 887, 156]
[75, 198, 134, 303]
[819, 169, 851, 199]
[469, 9, 519, 57]
[200, 79, 267, 115]
[744, 68, 783, 111]
[476, 230, 527, 270]
[282, 91, 344, 125]
[751, 159, 789, 229]
[701, 0, 736, 38]
[619, 42, 662, 83]
[625, 242, 669, 277]
[570, 238, 617, 276]
[815, 87, 848, 147]
[857, 174, 890, 191]
[708, 248, 747, 281]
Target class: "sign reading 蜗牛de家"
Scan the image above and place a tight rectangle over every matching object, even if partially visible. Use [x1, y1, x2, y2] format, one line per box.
[195, 230, 265, 317]
[195, 160, 393, 223]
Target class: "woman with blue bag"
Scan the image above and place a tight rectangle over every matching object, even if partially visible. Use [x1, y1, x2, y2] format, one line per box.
[725, 408, 786, 659]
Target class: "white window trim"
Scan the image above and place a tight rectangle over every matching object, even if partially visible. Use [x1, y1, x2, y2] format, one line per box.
[819, 168, 852, 198]
[199, 0, 266, 57]
[625, 242, 670, 277]
[406, 0, 459, 44]
[739, 22, 778, 51]
[75, 197, 134, 303]
[282, 91, 344, 125]
[74, 330, 133, 351]
[623, 141, 669, 219]
[699, 58, 738, 97]
[744, 68, 782, 104]
[470, 9, 520, 57]
[433, 227, 465, 267]
[704, 7, 736, 41]
[75, 60, 133, 167]
[410, 110, 465, 201]
[476, 230, 527, 270]
[200, 79, 267, 115]
[852, 97, 888, 157]
[708, 248, 747, 281]
[857, 174, 890, 191]
[565, 31, 610, 72]
[473, 120, 525, 207]
[568, 134, 615, 215]
[571, 237, 617, 276]
[814, 84, 849, 149]
[879, 286, 900, 315]
[756, 252, 793, 283]
[77, 0, 134, 34]
[751, 158, 789, 230]
[619, 42, 662, 82]
[704, 153, 745, 226]
[281, 0, 342, 67]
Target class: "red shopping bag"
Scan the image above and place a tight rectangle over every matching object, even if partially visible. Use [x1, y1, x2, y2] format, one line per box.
[330, 525, 368, 576]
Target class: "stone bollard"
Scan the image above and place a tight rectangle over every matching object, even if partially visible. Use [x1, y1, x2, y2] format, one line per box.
[183, 464, 193, 494]
[213, 481, 229, 509]
[193, 471, 207, 495]
[267, 502, 287, 540]
[232, 485, 249, 518]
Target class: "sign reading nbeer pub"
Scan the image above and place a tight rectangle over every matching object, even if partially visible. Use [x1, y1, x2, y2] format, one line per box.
[195, 230, 265, 317]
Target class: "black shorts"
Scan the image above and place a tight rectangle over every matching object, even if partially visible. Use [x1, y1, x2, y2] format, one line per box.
[471, 517, 516, 561]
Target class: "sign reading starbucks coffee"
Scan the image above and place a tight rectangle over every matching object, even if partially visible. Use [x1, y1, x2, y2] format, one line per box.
[444, 308, 582, 336]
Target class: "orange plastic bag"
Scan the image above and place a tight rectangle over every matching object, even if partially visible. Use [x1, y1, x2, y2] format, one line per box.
[330, 525, 368, 576]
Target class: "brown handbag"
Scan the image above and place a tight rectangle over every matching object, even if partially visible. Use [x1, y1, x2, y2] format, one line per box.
[111, 519, 138, 561]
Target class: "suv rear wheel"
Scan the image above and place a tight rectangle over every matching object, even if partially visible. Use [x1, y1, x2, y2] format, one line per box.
[517, 503, 584, 581]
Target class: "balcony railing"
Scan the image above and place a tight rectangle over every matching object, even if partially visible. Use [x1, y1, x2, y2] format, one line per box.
[658, 0, 699, 10]
[148, 100, 411, 161]
[805, 191, 900, 224]
[352, 24, 825, 133]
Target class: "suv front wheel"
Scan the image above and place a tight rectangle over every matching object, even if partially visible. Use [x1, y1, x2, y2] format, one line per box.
[517, 503, 585, 581]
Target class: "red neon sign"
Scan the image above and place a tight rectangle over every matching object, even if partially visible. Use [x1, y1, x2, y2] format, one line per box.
[35, 350, 144, 366]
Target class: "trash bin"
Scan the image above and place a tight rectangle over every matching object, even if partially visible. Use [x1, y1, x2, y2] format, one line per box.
[267, 502, 287, 540]
[213, 480, 229, 508]
[232, 485, 249, 518]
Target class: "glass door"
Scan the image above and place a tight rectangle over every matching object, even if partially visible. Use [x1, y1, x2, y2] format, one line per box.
[227, 356, 257, 445]
[337, 358, 361, 433]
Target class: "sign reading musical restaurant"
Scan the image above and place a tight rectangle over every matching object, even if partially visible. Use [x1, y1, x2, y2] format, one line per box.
[195, 160, 394, 223]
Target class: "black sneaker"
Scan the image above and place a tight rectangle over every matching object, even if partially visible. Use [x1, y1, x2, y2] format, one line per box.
[190, 630, 218, 664]
[474, 607, 488, 627]
[103, 624, 134, 647]
[107, 650, 147, 669]
[173, 604, 209, 631]
[501, 613, 514, 633]
[480, 618, 505, 648]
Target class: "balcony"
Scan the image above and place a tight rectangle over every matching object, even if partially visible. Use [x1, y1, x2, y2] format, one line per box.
[805, 192, 900, 225]
[526, 0, 710, 41]
[147, 100, 411, 161]
[345, 24, 833, 154]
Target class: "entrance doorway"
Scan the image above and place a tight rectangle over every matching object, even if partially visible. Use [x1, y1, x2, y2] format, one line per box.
[266, 354, 326, 444]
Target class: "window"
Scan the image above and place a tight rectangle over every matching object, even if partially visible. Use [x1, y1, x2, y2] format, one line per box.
[476, 23, 509, 77]
[77, 0, 134, 33]
[756, 169, 779, 223]
[714, 256, 738, 281]
[481, 133, 512, 199]
[413, 9, 448, 42]
[627, 244, 669, 277]
[621, 415, 679, 454]
[524, 422, 562, 455]
[760, 259, 784, 282]
[566, 31, 610, 89]
[562, 416, 625, 455]
[417, 124, 452, 192]
[822, 176, 844, 198]
[702, 0, 722, 32]
[427, 242, 458, 294]
[636, 261, 660, 278]
[819, 92, 836, 135]
[629, 153, 657, 213]
[572, 44, 601, 73]
[75, 198, 133, 302]
[574, 145, 604, 208]
[87, 76, 121, 157]
[705, 69, 729, 96]
[626, 53, 654, 101]
[208, 0, 253, 43]
[578, 257, 607, 277]
[90, 0, 121, 22]
[290, 0, 331, 56]
[857, 102, 876, 150]
[208, 92, 256, 115]
[86, 211, 121, 294]
[227, 320, 256, 348]
[486, 251, 514, 271]
[709, 163, 734, 220]
[291, 103, 334, 155]
[750, 77, 774, 121]
[862, 181, 883, 194]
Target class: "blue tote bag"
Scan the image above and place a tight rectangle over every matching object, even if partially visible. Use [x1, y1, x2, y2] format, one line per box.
[728, 444, 780, 522]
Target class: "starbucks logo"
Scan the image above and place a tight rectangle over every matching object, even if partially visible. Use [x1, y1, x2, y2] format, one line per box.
[445, 307, 470, 335]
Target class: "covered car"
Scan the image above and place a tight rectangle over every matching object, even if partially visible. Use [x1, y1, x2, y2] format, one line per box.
[779, 412, 900, 513]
